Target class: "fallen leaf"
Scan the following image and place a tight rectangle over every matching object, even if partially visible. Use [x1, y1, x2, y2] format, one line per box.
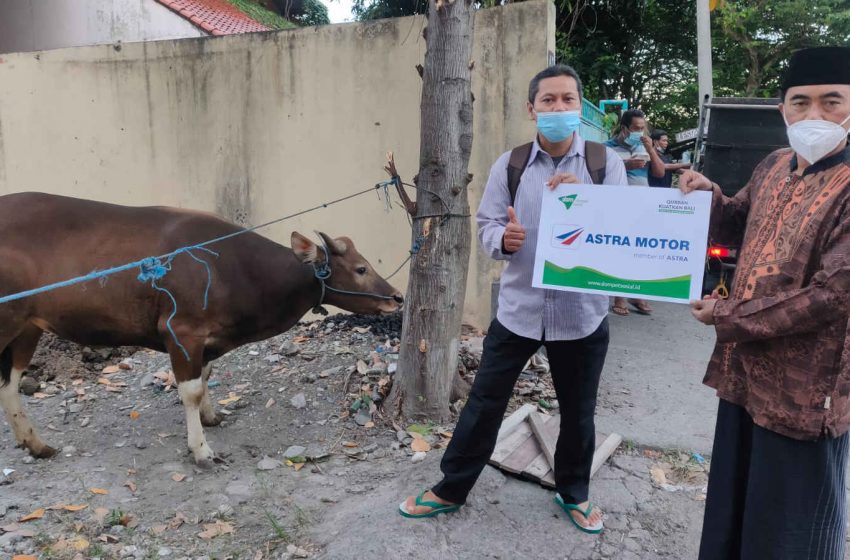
[293, 463, 305, 472]
[650, 465, 668, 487]
[439, 431, 454, 438]
[293, 336, 309, 344]
[356, 360, 368, 375]
[265, 398, 275, 408]
[91, 507, 109, 524]
[98, 534, 120, 543]
[169, 512, 188, 529]
[33, 392, 48, 399]
[198, 520, 235, 540]
[342, 441, 358, 448]
[52, 536, 90, 553]
[151, 524, 168, 535]
[127, 468, 137, 476]
[352, 326, 370, 334]
[105, 385, 124, 393]
[72, 379, 83, 386]
[96, 377, 112, 385]
[2, 523, 21, 532]
[125, 481, 137, 493]
[19, 509, 45, 522]
[89, 488, 109, 495]
[364, 421, 375, 429]
[171, 473, 187, 483]
[411, 438, 431, 453]
[13, 556, 38, 560]
[217, 393, 241, 406]
[102, 365, 120, 374]
[129, 410, 140, 420]
[419, 339, 428, 353]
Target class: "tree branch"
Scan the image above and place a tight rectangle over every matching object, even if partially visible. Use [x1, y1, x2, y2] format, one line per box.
[384, 151, 417, 216]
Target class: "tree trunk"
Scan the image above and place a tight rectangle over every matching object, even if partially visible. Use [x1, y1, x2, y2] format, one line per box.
[386, 0, 474, 423]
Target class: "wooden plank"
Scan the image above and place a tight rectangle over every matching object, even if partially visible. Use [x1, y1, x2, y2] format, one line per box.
[496, 403, 536, 442]
[489, 421, 533, 464]
[590, 433, 623, 477]
[524, 414, 560, 480]
[500, 414, 556, 474]
[528, 411, 556, 471]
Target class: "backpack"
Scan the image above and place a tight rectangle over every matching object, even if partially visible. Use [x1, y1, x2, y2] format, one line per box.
[507, 140, 607, 205]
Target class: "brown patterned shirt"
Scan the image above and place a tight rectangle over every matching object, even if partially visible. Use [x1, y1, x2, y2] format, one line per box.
[705, 145, 850, 440]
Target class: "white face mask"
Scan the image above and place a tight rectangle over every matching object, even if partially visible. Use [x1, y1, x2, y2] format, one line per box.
[784, 113, 850, 165]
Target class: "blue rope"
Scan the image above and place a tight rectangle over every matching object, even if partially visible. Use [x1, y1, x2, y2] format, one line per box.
[0, 185, 384, 359]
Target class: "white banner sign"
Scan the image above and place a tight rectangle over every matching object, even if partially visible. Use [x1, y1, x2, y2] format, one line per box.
[532, 184, 712, 303]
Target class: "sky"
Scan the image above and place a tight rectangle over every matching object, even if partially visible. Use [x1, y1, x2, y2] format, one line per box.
[319, 0, 356, 23]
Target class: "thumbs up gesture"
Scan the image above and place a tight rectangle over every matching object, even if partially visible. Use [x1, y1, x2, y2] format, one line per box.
[502, 206, 526, 253]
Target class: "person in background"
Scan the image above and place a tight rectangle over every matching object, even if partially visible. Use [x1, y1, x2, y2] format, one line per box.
[606, 109, 665, 316]
[648, 129, 690, 188]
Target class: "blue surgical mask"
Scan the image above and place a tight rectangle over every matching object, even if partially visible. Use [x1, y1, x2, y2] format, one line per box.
[536, 111, 581, 143]
[626, 131, 643, 147]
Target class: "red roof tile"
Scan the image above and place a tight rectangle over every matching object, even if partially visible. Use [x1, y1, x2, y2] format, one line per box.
[155, 0, 271, 36]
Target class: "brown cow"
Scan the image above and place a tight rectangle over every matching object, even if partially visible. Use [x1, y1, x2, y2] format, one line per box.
[0, 192, 403, 466]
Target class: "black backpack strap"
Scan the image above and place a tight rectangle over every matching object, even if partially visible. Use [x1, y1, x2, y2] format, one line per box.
[584, 140, 607, 185]
[507, 142, 534, 206]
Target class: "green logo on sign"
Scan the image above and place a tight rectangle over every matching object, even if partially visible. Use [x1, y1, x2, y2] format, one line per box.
[559, 194, 578, 210]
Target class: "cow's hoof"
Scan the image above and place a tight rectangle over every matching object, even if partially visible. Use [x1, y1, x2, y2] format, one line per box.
[28, 443, 58, 459]
[201, 412, 224, 427]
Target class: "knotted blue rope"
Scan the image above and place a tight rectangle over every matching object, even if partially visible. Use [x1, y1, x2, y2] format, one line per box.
[134, 247, 219, 360]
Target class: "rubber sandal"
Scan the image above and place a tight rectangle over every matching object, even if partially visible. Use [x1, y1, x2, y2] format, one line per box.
[628, 299, 652, 315]
[611, 305, 629, 316]
[554, 493, 604, 534]
[398, 491, 461, 519]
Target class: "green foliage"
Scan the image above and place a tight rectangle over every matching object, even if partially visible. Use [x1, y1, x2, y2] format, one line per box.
[225, 0, 297, 29]
[711, 0, 850, 97]
[290, 0, 332, 26]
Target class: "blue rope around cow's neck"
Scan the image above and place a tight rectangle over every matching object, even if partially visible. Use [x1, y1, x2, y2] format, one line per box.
[0, 183, 392, 360]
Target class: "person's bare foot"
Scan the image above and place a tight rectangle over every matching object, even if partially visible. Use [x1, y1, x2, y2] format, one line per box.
[569, 500, 604, 529]
[401, 490, 456, 516]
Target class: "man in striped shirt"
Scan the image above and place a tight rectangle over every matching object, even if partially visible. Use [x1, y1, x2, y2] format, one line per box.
[400, 64, 627, 534]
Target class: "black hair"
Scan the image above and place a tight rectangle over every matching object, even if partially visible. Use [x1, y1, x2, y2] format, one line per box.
[528, 64, 584, 104]
[651, 129, 669, 141]
[620, 109, 646, 129]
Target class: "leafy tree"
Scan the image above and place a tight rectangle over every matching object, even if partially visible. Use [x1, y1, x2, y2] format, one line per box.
[711, 0, 850, 97]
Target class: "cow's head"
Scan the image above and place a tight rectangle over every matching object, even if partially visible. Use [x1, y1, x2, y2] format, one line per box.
[291, 231, 404, 315]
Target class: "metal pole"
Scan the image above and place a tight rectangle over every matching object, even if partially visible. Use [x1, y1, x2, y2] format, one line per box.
[696, 0, 713, 111]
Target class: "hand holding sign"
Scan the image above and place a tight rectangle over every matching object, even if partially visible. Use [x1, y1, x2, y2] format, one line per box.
[503, 206, 526, 253]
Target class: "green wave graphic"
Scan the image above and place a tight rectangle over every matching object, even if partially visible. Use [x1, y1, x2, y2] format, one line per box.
[543, 261, 691, 299]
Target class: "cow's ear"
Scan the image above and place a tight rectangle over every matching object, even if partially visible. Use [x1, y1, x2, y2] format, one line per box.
[291, 232, 319, 263]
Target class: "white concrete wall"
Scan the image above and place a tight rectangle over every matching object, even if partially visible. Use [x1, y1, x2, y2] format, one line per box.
[0, 1, 553, 327]
[0, 0, 204, 55]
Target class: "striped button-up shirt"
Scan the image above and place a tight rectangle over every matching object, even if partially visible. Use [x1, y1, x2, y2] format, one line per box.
[477, 134, 629, 341]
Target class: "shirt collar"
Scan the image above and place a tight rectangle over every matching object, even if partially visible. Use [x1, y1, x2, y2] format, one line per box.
[528, 133, 585, 169]
[790, 141, 850, 176]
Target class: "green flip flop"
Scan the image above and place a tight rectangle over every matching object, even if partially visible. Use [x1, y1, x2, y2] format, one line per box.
[554, 493, 604, 534]
[398, 491, 461, 519]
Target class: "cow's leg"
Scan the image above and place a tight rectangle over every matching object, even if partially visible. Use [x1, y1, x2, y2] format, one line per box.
[167, 336, 216, 467]
[0, 325, 53, 458]
[199, 363, 223, 427]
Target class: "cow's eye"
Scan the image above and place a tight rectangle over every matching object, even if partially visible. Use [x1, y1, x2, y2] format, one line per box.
[356, 266, 368, 275]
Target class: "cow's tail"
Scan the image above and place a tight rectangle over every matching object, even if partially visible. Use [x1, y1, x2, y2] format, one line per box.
[0, 346, 11, 388]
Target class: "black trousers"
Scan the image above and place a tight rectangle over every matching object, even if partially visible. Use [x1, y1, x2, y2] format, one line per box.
[699, 399, 850, 560]
[432, 318, 609, 505]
